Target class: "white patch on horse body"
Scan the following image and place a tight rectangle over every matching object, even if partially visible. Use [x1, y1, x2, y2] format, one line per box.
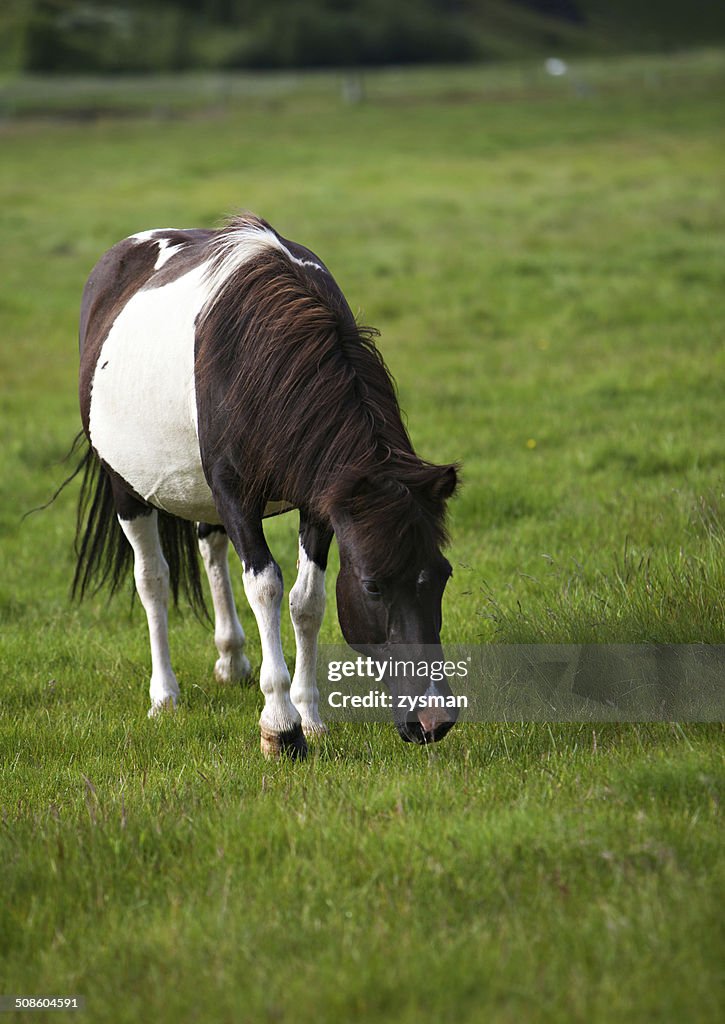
[289, 544, 327, 736]
[130, 229, 170, 243]
[129, 229, 186, 271]
[89, 259, 220, 522]
[243, 563, 300, 735]
[153, 241, 185, 270]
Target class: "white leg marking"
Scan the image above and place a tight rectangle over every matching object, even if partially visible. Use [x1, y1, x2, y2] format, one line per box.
[243, 563, 300, 736]
[198, 529, 250, 684]
[117, 512, 180, 716]
[289, 544, 327, 737]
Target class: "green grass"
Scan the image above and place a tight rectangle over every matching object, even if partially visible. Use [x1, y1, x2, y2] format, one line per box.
[0, 52, 723, 1023]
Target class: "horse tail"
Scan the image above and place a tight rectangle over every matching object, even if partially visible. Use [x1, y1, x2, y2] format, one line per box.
[70, 438, 207, 615]
[71, 441, 131, 602]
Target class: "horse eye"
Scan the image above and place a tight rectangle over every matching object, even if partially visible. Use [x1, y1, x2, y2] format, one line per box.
[362, 579, 381, 597]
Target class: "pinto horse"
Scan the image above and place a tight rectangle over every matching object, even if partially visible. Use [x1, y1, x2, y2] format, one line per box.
[74, 214, 458, 758]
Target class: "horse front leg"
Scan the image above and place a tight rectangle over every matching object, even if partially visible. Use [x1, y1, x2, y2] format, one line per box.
[245, 557, 306, 758]
[289, 511, 332, 738]
[210, 472, 305, 759]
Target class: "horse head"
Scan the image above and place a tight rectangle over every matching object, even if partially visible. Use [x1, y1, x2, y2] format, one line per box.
[328, 462, 460, 744]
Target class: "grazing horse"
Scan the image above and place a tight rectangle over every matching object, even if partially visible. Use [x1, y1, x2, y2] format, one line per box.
[74, 214, 459, 758]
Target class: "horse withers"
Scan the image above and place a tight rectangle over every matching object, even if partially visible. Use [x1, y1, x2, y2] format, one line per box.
[74, 214, 459, 757]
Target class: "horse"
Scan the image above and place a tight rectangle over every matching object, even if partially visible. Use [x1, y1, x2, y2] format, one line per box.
[73, 213, 459, 758]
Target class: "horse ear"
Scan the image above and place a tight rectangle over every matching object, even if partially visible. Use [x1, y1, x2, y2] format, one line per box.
[346, 474, 376, 500]
[431, 464, 459, 502]
[321, 471, 377, 522]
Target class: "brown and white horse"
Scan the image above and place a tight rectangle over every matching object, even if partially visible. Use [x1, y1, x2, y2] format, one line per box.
[74, 214, 459, 758]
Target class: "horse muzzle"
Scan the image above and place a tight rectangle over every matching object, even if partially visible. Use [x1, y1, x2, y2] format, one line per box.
[396, 702, 458, 744]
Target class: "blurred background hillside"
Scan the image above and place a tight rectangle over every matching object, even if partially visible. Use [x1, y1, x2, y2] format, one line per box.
[2, 0, 725, 74]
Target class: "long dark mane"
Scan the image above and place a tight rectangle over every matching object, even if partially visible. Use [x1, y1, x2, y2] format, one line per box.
[195, 215, 457, 577]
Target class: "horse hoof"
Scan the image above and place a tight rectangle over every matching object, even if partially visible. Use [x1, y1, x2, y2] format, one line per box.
[147, 696, 177, 718]
[302, 720, 328, 740]
[260, 723, 307, 760]
[214, 653, 251, 685]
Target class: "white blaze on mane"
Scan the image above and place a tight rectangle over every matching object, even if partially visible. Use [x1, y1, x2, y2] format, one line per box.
[89, 222, 305, 523]
[202, 219, 325, 309]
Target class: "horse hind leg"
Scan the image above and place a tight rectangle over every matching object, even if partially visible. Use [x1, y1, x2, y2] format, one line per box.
[117, 505, 180, 716]
[197, 523, 251, 684]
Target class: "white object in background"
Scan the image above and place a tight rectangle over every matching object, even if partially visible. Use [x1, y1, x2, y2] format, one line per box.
[545, 57, 568, 77]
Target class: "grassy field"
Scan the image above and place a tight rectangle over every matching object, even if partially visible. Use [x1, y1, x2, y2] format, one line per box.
[0, 51, 723, 1022]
